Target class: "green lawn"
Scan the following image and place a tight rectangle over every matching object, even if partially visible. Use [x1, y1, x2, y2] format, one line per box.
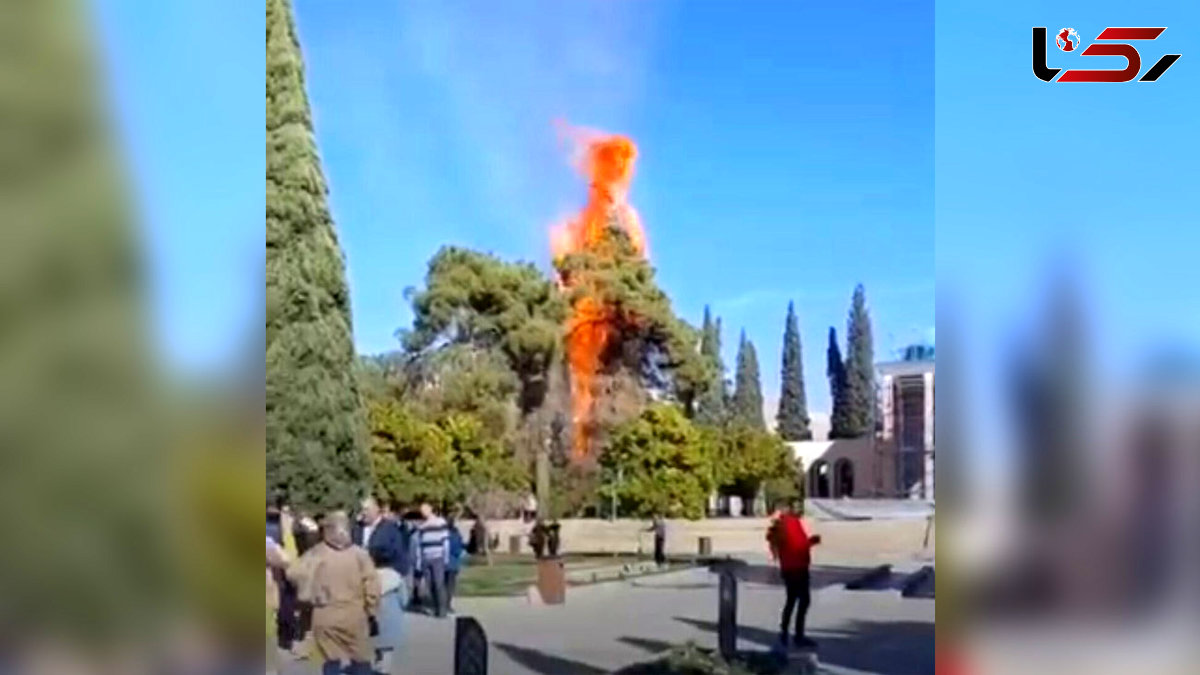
[456, 552, 692, 597]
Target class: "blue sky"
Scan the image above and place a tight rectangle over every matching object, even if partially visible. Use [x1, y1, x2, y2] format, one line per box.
[292, 0, 934, 417]
[92, 1, 264, 376]
[937, 0, 1200, 470]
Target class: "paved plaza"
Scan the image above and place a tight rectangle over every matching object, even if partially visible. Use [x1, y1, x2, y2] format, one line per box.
[282, 551, 934, 675]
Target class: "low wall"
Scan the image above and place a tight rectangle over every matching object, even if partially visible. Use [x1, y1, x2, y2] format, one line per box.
[457, 516, 932, 562]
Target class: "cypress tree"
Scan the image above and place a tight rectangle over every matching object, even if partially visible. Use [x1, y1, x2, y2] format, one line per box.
[827, 327, 852, 439]
[732, 330, 766, 429]
[3, 0, 167, 641]
[266, 0, 369, 511]
[776, 301, 812, 440]
[696, 306, 728, 425]
[843, 284, 875, 437]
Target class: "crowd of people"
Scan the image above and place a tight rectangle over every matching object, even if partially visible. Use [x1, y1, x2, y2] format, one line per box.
[265, 497, 466, 675]
[266, 495, 822, 672]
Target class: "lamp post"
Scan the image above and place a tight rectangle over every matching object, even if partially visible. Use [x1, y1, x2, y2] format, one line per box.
[609, 467, 622, 522]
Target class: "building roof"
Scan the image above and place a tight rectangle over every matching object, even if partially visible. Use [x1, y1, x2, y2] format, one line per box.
[876, 359, 935, 377]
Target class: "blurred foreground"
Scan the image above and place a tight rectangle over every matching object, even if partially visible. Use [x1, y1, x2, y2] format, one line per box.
[941, 265, 1200, 674]
[0, 1, 262, 672]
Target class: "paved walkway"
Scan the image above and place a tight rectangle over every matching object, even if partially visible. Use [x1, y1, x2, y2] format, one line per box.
[283, 554, 934, 675]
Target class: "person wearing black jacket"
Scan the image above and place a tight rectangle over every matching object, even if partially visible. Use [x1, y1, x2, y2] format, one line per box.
[352, 497, 413, 578]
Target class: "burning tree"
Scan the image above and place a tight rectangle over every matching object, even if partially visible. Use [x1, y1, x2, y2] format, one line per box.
[550, 129, 710, 461]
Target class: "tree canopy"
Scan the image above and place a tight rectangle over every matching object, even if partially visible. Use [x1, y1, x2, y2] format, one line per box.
[842, 284, 875, 437]
[557, 223, 708, 402]
[776, 301, 812, 441]
[599, 404, 717, 519]
[401, 246, 566, 414]
[828, 326, 853, 439]
[695, 307, 729, 426]
[732, 330, 766, 429]
[266, 0, 369, 511]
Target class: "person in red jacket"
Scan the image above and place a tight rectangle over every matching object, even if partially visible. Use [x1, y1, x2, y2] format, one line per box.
[767, 498, 821, 650]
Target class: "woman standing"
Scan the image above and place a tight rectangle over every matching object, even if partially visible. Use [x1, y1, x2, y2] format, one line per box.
[371, 549, 407, 675]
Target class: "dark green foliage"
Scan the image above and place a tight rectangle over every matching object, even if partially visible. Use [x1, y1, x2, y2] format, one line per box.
[1, 0, 169, 643]
[553, 221, 709, 415]
[695, 306, 730, 425]
[731, 331, 765, 429]
[827, 327, 852, 439]
[266, 0, 369, 511]
[843, 284, 875, 437]
[367, 400, 526, 515]
[401, 246, 566, 414]
[775, 301, 812, 441]
[600, 404, 718, 519]
[708, 425, 796, 504]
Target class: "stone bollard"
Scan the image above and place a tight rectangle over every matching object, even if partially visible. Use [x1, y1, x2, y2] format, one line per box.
[698, 536, 712, 556]
[453, 616, 488, 675]
[717, 566, 737, 660]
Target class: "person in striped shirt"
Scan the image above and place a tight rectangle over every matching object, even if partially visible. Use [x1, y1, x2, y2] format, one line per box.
[416, 502, 450, 618]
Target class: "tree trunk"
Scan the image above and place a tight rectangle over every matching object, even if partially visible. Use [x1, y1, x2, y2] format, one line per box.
[536, 443, 550, 520]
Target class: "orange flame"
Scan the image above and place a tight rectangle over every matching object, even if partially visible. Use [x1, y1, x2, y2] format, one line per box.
[552, 126, 649, 458]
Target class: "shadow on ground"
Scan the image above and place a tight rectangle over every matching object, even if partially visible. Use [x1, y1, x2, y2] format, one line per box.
[619, 635, 676, 655]
[493, 642, 607, 675]
[674, 616, 934, 675]
[727, 564, 878, 589]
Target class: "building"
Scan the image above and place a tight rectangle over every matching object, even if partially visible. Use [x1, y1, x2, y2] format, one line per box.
[877, 354, 935, 499]
[788, 348, 934, 500]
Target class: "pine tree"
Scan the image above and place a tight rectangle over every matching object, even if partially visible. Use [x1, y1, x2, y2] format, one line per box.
[266, 0, 369, 511]
[827, 327, 852, 439]
[776, 301, 812, 440]
[843, 284, 875, 437]
[696, 306, 728, 425]
[732, 330, 766, 429]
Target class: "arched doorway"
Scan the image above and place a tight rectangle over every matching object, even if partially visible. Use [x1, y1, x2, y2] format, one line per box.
[809, 459, 830, 498]
[834, 458, 855, 498]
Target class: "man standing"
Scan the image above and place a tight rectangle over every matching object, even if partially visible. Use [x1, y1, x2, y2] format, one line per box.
[288, 512, 380, 675]
[646, 514, 667, 567]
[767, 499, 821, 650]
[353, 497, 412, 581]
[416, 502, 450, 618]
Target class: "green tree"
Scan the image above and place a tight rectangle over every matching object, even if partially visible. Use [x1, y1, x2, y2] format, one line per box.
[710, 425, 796, 506]
[401, 246, 566, 415]
[731, 330, 765, 429]
[600, 404, 717, 519]
[402, 344, 519, 443]
[266, 0, 369, 511]
[695, 306, 729, 426]
[843, 284, 875, 437]
[367, 401, 526, 510]
[0, 0, 171, 643]
[776, 301, 812, 441]
[827, 327, 852, 439]
[554, 222, 708, 419]
[367, 400, 460, 507]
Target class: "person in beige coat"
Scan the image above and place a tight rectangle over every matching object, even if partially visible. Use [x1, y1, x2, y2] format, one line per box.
[288, 511, 380, 675]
